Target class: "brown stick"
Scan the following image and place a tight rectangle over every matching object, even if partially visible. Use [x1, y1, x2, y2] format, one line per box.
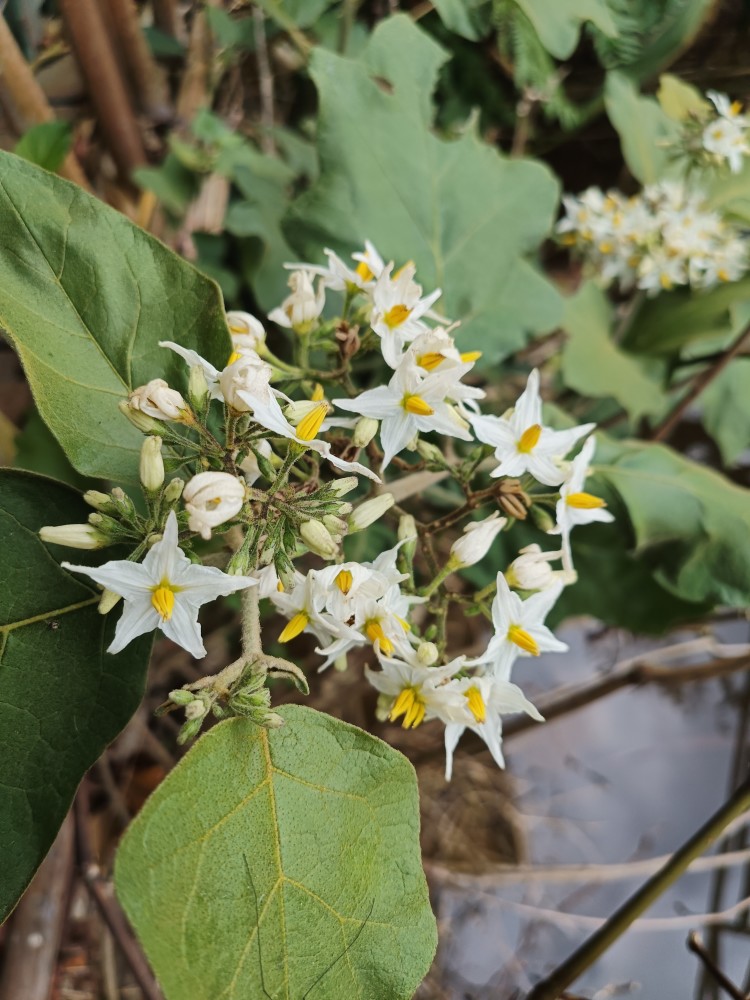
[0, 16, 91, 189]
[59, 0, 147, 178]
[687, 932, 747, 1000]
[650, 324, 750, 442]
[0, 813, 75, 1000]
[176, 1, 221, 123]
[104, 0, 171, 121]
[152, 0, 182, 41]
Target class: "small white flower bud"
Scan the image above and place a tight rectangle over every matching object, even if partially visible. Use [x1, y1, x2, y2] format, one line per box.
[348, 492, 394, 532]
[300, 519, 339, 559]
[183, 471, 246, 540]
[268, 270, 325, 333]
[163, 478, 185, 504]
[188, 364, 210, 410]
[118, 399, 161, 433]
[416, 440, 445, 464]
[449, 512, 507, 568]
[398, 513, 417, 542]
[219, 354, 273, 412]
[168, 689, 195, 706]
[352, 416, 379, 448]
[83, 490, 113, 511]
[98, 589, 122, 614]
[417, 642, 439, 666]
[140, 436, 165, 492]
[506, 544, 566, 591]
[227, 310, 266, 351]
[322, 514, 348, 538]
[329, 476, 359, 497]
[335, 502, 353, 517]
[40, 524, 106, 549]
[185, 699, 208, 721]
[129, 379, 186, 421]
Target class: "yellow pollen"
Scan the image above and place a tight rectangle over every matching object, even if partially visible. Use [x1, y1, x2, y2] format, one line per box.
[311, 383, 325, 402]
[335, 569, 353, 595]
[660, 273, 673, 290]
[365, 619, 393, 655]
[384, 304, 411, 328]
[517, 423, 542, 454]
[403, 394, 434, 416]
[507, 624, 540, 656]
[296, 403, 328, 442]
[151, 585, 175, 621]
[731, 100, 743, 116]
[465, 686, 486, 723]
[416, 351, 445, 371]
[718, 268, 730, 282]
[227, 351, 242, 365]
[279, 611, 309, 642]
[276, 580, 285, 592]
[389, 687, 426, 729]
[566, 491, 607, 510]
[460, 351, 482, 363]
[355, 260, 374, 282]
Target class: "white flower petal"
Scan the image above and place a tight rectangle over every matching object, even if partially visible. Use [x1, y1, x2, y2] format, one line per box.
[108, 598, 160, 654]
[162, 600, 207, 658]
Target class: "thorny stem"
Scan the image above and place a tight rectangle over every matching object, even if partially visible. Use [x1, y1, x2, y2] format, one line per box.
[242, 584, 262, 658]
[525, 775, 750, 1000]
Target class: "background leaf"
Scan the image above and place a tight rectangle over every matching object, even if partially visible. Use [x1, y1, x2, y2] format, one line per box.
[14, 122, 72, 173]
[0, 470, 151, 923]
[702, 359, 750, 466]
[604, 71, 679, 184]
[284, 14, 561, 361]
[115, 707, 437, 1000]
[515, 0, 617, 60]
[0, 152, 231, 483]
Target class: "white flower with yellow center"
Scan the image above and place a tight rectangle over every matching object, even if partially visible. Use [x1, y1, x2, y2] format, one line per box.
[61, 512, 256, 658]
[505, 544, 572, 590]
[272, 572, 361, 649]
[702, 114, 748, 173]
[405, 327, 482, 376]
[552, 436, 614, 574]
[268, 269, 325, 333]
[365, 654, 468, 730]
[470, 369, 594, 486]
[128, 379, 187, 422]
[316, 584, 422, 668]
[443, 674, 544, 780]
[287, 241, 385, 293]
[333, 361, 473, 469]
[159, 341, 260, 400]
[370, 263, 442, 367]
[183, 471, 246, 540]
[474, 571, 567, 679]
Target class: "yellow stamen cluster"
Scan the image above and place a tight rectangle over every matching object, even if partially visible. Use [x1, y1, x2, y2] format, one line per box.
[565, 492, 606, 510]
[416, 351, 445, 371]
[356, 260, 374, 282]
[296, 403, 328, 442]
[279, 611, 309, 642]
[390, 687, 425, 728]
[464, 686, 486, 723]
[517, 423, 542, 454]
[402, 394, 434, 416]
[311, 383, 325, 402]
[227, 350, 242, 365]
[365, 619, 393, 656]
[151, 584, 176, 621]
[384, 304, 411, 328]
[335, 569, 353, 595]
[507, 624, 540, 656]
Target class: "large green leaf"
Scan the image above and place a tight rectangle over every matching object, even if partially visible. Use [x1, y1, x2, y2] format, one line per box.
[594, 437, 750, 606]
[561, 283, 664, 419]
[284, 15, 561, 361]
[604, 72, 679, 184]
[702, 359, 750, 466]
[0, 152, 231, 483]
[431, 0, 491, 40]
[515, 0, 617, 60]
[115, 707, 437, 1000]
[0, 470, 151, 923]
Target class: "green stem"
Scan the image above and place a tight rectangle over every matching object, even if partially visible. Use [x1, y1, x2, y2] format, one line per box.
[525, 775, 750, 1000]
[419, 561, 456, 599]
[241, 583, 262, 658]
[474, 579, 498, 603]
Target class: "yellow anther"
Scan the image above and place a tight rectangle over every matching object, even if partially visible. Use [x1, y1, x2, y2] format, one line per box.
[566, 491, 607, 510]
[276, 580, 285, 592]
[465, 685, 486, 723]
[416, 351, 445, 371]
[356, 260, 374, 282]
[279, 611, 309, 642]
[660, 273, 673, 290]
[335, 569, 353, 595]
[227, 351, 242, 365]
[311, 383, 325, 402]
[365, 619, 393, 656]
[389, 687, 426, 729]
[151, 585, 175, 621]
[396, 616, 410, 633]
[228, 323, 245, 334]
[403, 394, 434, 416]
[460, 351, 482, 364]
[296, 403, 328, 442]
[384, 304, 411, 328]
[507, 624, 540, 656]
[718, 268, 730, 282]
[598, 241, 614, 254]
[517, 423, 542, 454]
[731, 100, 743, 116]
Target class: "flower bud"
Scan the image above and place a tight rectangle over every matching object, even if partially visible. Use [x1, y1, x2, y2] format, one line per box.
[448, 512, 507, 568]
[353, 417, 379, 448]
[348, 492, 394, 532]
[177, 717, 203, 745]
[188, 364, 210, 411]
[227, 310, 266, 351]
[118, 399, 161, 433]
[300, 519, 338, 559]
[98, 589, 122, 614]
[505, 544, 565, 591]
[83, 490, 114, 512]
[416, 440, 445, 465]
[185, 699, 208, 721]
[140, 436, 165, 493]
[397, 513, 418, 565]
[168, 689, 195, 706]
[183, 471, 246, 540]
[268, 269, 325, 334]
[417, 642, 439, 666]
[329, 476, 359, 498]
[322, 514, 348, 539]
[528, 504, 556, 533]
[219, 354, 274, 412]
[163, 478, 185, 504]
[242, 442, 276, 484]
[40, 524, 106, 549]
[129, 379, 186, 422]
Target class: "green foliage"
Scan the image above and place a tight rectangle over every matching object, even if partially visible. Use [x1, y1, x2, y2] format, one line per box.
[561, 283, 664, 420]
[604, 72, 679, 184]
[0, 152, 231, 482]
[656, 73, 708, 121]
[431, 0, 491, 40]
[285, 15, 561, 360]
[514, 0, 617, 60]
[0, 470, 151, 923]
[13, 406, 90, 490]
[702, 360, 750, 466]
[115, 707, 437, 1000]
[14, 122, 72, 172]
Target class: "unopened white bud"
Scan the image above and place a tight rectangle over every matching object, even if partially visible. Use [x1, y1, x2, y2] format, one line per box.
[183, 471, 246, 540]
[185, 699, 208, 721]
[322, 514, 348, 538]
[188, 364, 210, 410]
[268, 269, 325, 333]
[449, 512, 506, 568]
[227, 310, 266, 351]
[300, 519, 338, 559]
[416, 440, 445, 464]
[129, 379, 186, 422]
[505, 544, 565, 591]
[40, 524, 106, 550]
[353, 417, 379, 448]
[348, 492, 394, 532]
[329, 476, 358, 497]
[219, 353, 273, 412]
[98, 589, 122, 614]
[140, 436, 165, 492]
[118, 399, 161, 433]
[398, 513, 417, 542]
[163, 478, 185, 504]
[83, 490, 113, 511]
[417, 642, 439, 666]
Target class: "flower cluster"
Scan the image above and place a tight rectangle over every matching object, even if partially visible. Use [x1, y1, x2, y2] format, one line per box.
[668, 90, 750, 175]
[557, 181, 749, 294]
[40, 243, 613, 774]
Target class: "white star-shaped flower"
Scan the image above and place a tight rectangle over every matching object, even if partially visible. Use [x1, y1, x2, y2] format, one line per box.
[551, 435, 614, 574]
[62, 512, 256, 658]
[470, 369, 594, 485]
[370, 263, 442, 367]
[365, 653, 468, 729]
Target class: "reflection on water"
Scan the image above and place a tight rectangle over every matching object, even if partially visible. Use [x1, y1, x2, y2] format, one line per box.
[427, 619, 750, 999]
